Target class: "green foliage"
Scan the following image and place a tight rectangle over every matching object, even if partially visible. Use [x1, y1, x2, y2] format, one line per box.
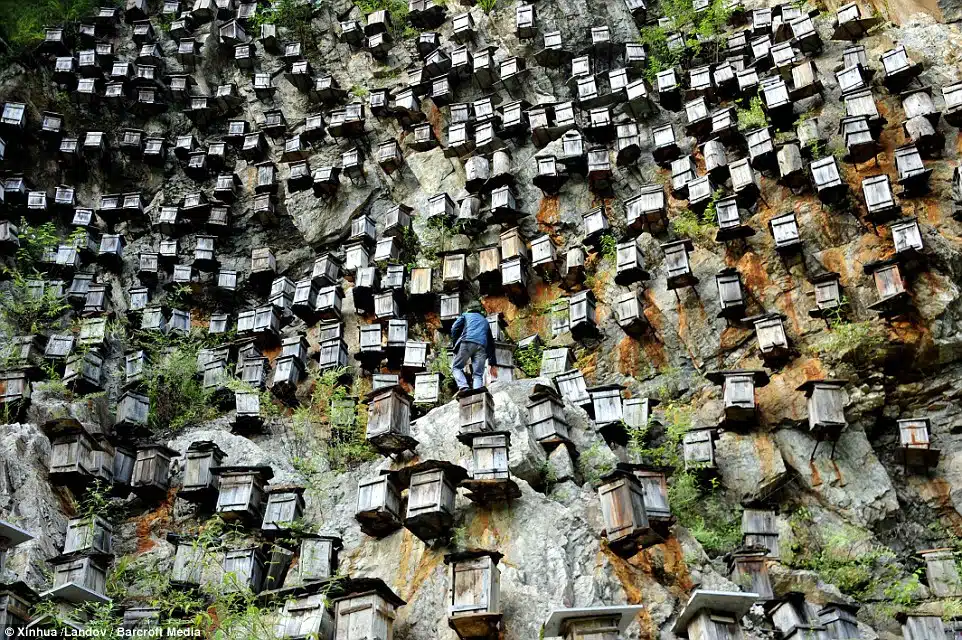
[0, 0, 116, 49]
[250, 0, 313, 30]
[430, 342, 454, 390]
[353, 0, 416, 39]
[14, 219, 59, 272]
[73, 480, 127, 522]
[670, 208, 715, 245]
[0, 271, 70, 335]
[515, 341, 544, 378]
[137, 331, 219, 432]
[809, 309, 888, 367]
[292, 368, 376, 474]
[787, 508, 908, 600]
[350, 84, 370, 98]
[627, 399, 690, 467]
[827, 139, 847, 161]
[599, 233, 618, 263]
[638, 0, 730, 83]
[669, 473, 741, 556]
[478, 0, 497, 12]
[578, 441, 615, 485]
[737, 95, 769, 130]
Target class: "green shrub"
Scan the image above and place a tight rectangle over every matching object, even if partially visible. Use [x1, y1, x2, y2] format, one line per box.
[638, 0, 730, 83]
[0, 0, 117, 49]
[478, 0, 497, 12]
[737, 95, 768, 130]
[669, 473, 741, 556]
[670, 208, 715, 245]
[136, 332, 219, 432]
[292, 368, 377, 473]
[578, 441, 615, 485]
[352, 0, 415, 39]
[809, 312, 888, 366]
[515, 341, 544, 378]
[787, 509, 907, 599]
[0, 271, 70, 335]
[627, 399, 690, 467]
[599, 233, 618, 263]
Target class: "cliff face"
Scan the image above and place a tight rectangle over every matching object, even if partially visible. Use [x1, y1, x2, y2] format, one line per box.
[2, 0, 962, 637]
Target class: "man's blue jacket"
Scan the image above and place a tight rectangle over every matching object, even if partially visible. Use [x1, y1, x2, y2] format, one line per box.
[450, 312, 497, 363]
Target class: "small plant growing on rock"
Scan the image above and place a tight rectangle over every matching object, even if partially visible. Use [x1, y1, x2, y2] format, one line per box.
[478, 0, 498, 12]
[737, 95, 769, 130]
[669, 474, 741, 556]
[578, 441, 615, 485]
[515, 341, 544, 378]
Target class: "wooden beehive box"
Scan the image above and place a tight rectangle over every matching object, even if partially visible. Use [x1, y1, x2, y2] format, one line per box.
[212, 465, 274, 523]
[400, 460, 468, 541]
[683, 429, 717, 472]
[540, 348, 573, 378]
[900, 615, 945, 640]
[568, 290, 597, 340]
[458, 387, 496, 439]
[131, 444, 179, 498]
[920, 548, 962, 596]
[896, 418, 940, 469]
[180, 441, 226, 502]
[662, 239, 698, 290]
[527, 385, 569, 445]
[47, 554, 108, 602]
[554, 368, 591, 408]
[706, 370, 770, 424]
[797, 379, 848, 444]
[715, 268, 747, 319]
[356, 473, 404, 538]
[262, 485, 306, 535]
[598, 468, 661, 555]
[462, 432, 521, 503]
[331, 578, 407, 640]
[588, 384, 624, 426]
[366, 385, 417, 454]
[222, 547, 266, 594]
[445, 549, 502, 639]
[862, 174, 900, 221]
[63, 515, 112, 556]
[294, 535, 342, 585]
[615, 290, 647, 334]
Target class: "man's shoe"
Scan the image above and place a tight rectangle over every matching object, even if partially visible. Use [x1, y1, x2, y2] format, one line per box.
[456, 387, 472, 398]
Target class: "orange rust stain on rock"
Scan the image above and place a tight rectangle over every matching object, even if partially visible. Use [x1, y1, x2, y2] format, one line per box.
[482, 295, 516, 319]
[262, 343, 281, 365]
[406, 547, 443, 601]
[578, 351, 599, 382]
[425, 102, 443, 143]
[659, 537, 694, 592]
[776, 289, 803, 335]
[392, 529, 415, 595]
[754, 434, 776, 480]
[719, 325, 750, 352]
[536, 196, 561, 239]
[134, 488, 175, 553]
[736, 252, 771, 296]
[809, 460, 822, 487]
[917, 478, 962, 535]
[600, 545, 647, 603]
[617, 337, 643, 376]
[819, 247, 851, 285]
[829, 459, 846, 486]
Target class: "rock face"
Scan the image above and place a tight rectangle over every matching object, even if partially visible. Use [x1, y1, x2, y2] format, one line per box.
[3, 0, 962, 637]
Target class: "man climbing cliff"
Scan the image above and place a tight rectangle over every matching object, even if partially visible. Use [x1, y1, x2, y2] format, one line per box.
[450, 302, 497, 394]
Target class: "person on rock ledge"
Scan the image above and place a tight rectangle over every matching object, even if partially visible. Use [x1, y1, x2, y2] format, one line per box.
[450, 301, 497, 395]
